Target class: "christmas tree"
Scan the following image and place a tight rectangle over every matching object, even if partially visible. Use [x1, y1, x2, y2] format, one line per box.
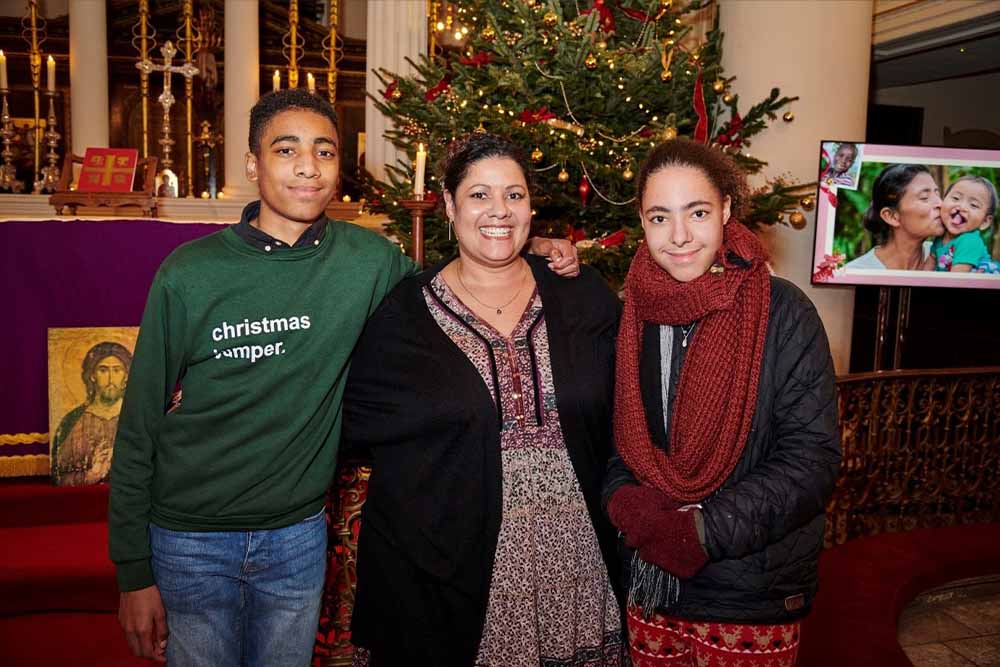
[364, 0, 814, 286]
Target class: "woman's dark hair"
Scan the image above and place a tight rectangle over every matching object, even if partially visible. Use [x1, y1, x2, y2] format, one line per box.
[635, 139, 749, 220]
[863, 164, 931, 246]
[439, 132, 533, 199]
[945, 175, 998, 222]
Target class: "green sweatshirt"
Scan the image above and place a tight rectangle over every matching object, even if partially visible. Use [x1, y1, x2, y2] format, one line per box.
[108, 216, 414, 591]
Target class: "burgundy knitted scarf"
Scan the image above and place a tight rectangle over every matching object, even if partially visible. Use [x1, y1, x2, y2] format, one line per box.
[614, 222, 771, 504]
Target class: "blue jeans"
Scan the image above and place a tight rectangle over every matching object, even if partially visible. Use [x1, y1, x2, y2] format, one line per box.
[150, 509, 327, 667]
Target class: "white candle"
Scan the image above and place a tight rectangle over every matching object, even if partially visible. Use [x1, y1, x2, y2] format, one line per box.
[272, 69, 280, 92]
[414, 143, 427, 197]
[0, 51, 7, 90]
[307, 72, 315, 93]
[46, 55, 55, 92]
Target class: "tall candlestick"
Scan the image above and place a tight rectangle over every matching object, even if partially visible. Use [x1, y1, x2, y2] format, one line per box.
[414, 143, 427, 197]
[0, 51, 7, 90]
[307, 72, 315, 93]
[273, 69, 280, 92]
[46, 55, 55, 92]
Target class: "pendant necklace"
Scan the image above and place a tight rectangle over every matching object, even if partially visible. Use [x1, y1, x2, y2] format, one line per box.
[457, 262, 528, 316]
[679, 322, 696, 348]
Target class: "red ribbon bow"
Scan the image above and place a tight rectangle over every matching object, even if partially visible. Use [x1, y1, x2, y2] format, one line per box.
[381, 80, 398, 100]
[459, 51, 492, 67]
[424, 78, 451, 102]
[519, 106, 556, 124]
[581, 0, 616, 33]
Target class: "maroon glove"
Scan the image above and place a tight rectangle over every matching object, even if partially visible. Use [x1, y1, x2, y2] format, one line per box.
[608, 485, 708, 580]
[607, 484, 675, 541]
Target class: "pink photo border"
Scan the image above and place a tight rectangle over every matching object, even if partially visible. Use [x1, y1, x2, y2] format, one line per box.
[812, 142, 1000, 290]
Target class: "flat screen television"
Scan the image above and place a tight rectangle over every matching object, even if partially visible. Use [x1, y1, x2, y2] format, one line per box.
[811, 141, 1000, 290]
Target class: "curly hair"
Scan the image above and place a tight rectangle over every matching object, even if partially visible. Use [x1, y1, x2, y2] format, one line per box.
[635, 139, 750, 220]
[248, 89, 339, 155]
[439, 132, 533, 199]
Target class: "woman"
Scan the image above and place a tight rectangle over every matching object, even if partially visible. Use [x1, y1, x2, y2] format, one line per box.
[845, 163, 944, 270]
[343, 133, 624, 666]
[604, 139, 840, 666]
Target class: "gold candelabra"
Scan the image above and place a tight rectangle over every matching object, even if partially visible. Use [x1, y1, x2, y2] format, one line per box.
[137, 40, 198, 196]
[0, 89, 24, 193]
[179, 0, 196, 198]
[194, 119, 223, 198]
[132, 0, 155, 158]
[37, 89, 60, 192]
[22, 0, 45, 189]
[283, 0, 303, 89]
[321, 0, 341, 105]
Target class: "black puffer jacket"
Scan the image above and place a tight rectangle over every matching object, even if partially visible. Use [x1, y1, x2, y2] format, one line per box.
[603, 276, 840, 624]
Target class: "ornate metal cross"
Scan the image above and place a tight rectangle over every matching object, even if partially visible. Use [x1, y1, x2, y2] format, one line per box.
[136, 41, 198, 175]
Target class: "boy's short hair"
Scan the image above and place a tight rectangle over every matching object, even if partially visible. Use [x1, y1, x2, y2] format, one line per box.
[249, 89, 339, 155]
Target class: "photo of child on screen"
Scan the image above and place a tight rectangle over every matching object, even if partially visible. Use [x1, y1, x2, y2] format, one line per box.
[821, 142, 860, 189]
[931, 175, 1000, 274]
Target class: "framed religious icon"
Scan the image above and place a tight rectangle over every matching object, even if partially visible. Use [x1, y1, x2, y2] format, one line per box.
[47, 327, 138, 486]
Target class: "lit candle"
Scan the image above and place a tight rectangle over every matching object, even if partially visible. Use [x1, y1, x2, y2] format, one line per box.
[307, 72, 315, 93]
[0, 51, 7, 90]
[47, 55, 55, 92]
[272, 69, 280, 92]
[414, 143, 427, 197]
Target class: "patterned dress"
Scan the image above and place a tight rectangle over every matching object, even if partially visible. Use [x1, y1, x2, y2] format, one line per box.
[424, 274, 622, 667]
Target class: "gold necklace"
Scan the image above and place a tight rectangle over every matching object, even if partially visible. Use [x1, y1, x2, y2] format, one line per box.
[456, 261, 528, 315]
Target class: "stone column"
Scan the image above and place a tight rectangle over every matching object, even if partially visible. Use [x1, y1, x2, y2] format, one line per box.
[364, 0, 427, 182]
[720, 0, 873, 374]
[68, 0, 109, 153]
[222, 0, 260, 199]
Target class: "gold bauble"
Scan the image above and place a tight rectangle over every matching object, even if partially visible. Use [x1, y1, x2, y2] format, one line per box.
[783, 111, 795, 122]
[660, 69, 673, 82]
[663, 126, 678, 141]
[622, 167, 634, 181]
[390, 87, 403, 101]
[789, 211, 807, 229]
[557, 168, 570, 183]
[530, 147, 544, 163]
[799, 196, 815, 211]
[722, 93, 735, 104]
[481, 25, 496, 42]
[712, 79, 725, 93]
[542, 10, 558, 28]
[584, 53, 599, 70]
[525, 0, 536, 6]
[597, 40, 608, 51]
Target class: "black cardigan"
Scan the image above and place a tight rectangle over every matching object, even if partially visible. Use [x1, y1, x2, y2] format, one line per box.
[342, 254, 623, 666]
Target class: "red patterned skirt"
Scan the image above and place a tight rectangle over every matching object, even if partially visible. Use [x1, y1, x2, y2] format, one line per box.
[627, 606, 801, 667]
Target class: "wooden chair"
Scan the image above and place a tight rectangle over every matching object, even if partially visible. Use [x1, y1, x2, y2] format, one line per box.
[49, 154, 159, 218]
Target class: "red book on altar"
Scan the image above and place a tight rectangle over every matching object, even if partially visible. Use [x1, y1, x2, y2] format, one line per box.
[76, 148, 140, 193]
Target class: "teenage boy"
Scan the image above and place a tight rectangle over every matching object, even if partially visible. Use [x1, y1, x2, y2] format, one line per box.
[109, 89, 577, 666]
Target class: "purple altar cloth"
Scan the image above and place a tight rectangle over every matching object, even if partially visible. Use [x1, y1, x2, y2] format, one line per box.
[3, 219, 226, 451]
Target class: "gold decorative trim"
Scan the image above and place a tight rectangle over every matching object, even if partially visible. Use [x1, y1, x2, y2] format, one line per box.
[0, 454, 49, 477]
[827, 367, 1000, 546]
[0, 432, 48, 445]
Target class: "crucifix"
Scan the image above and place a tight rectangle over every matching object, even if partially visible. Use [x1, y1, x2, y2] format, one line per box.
[136, 40, 198, 196]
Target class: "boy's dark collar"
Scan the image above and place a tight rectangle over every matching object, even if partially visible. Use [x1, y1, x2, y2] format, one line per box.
[234, 200, 327, 251]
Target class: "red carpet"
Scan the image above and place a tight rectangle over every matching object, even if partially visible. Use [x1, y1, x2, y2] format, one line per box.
[0, 612, 148, 666]
[799, 523, 1000, 666]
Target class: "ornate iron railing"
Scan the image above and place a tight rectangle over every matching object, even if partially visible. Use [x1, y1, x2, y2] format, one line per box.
[827, 367, 1000, 547]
